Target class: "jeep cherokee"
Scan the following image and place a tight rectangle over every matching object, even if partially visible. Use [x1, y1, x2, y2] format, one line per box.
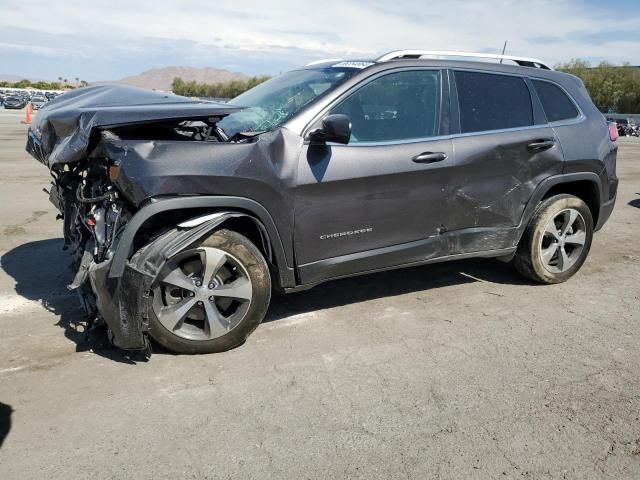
[26, 50, 618, 355]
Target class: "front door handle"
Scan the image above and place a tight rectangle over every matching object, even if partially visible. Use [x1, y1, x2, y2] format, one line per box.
[527, 138, 556, 152]
[412, 152, 448, 163]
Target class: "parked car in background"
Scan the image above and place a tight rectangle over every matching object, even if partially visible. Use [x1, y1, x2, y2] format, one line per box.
[611, 118, 640, 137]
[30, 95, 47, 110]
[26, 50, 618, 356]
[3, 94, 28, 109]
[616, 118, 630, 136]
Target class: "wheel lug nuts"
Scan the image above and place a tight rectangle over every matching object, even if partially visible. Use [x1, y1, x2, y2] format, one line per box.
[209, 296, 214, 301]
[198, 301, 203, 306]
[195, 281, 202, 287]
[189, 292, 195, 297]
[208, 284, 214, 289]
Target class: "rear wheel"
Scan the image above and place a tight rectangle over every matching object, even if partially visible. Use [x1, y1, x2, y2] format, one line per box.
[513, 194, 593, 284]
[148, 229, 271, 354]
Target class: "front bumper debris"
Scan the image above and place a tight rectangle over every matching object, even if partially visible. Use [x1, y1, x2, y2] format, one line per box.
[87, 213, 245, 351]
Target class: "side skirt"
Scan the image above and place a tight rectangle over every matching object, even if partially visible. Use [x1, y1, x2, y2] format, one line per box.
[287, 247, 516, 293]
[291, 226, 519, 291]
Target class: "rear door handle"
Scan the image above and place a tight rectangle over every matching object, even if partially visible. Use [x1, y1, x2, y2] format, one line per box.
[527, 138, 556, 152]
[412, 152, 448, 163]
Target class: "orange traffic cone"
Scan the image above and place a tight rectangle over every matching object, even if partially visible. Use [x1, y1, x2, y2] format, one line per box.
[25, 103, 32, 124]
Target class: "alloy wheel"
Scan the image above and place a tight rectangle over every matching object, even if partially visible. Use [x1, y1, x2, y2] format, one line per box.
[539, 208, 587, 274]
[152, 247, 253, 341]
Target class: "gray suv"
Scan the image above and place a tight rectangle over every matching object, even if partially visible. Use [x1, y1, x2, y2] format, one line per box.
[27, 50, 618, 355]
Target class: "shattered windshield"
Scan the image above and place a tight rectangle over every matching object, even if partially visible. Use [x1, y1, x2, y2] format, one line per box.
[218, 68, 360, 138]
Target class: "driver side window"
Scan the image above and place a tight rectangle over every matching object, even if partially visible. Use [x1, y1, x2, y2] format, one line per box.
[330, 70, 441, 143]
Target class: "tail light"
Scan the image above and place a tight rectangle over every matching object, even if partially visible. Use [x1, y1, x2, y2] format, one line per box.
[608, 122, 619, 142]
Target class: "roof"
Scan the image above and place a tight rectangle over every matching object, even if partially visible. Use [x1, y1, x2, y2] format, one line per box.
[305, 50, 555, 74]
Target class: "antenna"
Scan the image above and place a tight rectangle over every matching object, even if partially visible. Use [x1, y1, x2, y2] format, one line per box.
[500, 41, 508, 64]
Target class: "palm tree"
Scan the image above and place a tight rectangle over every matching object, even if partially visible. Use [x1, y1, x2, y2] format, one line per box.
[75, 77, 79, 86]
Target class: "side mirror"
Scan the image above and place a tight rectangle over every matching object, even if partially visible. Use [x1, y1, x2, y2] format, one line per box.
[309, 114, 351, 144]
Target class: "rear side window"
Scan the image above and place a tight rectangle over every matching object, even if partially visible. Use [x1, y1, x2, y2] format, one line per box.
[532, 80, 579, 122]
[454, 71, 533, 133]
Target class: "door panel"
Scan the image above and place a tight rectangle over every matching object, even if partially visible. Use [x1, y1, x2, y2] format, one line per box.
[450, 127, 564, 232]
[448, 69, 565, 246]
[294, 138, 454, 265]
[293, 68, 452, 268]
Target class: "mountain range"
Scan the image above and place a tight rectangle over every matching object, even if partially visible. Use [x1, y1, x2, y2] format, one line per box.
[112, 66, 249, 91]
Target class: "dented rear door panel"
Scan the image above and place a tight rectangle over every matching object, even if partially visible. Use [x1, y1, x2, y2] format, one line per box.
[449, 127, 563, 243]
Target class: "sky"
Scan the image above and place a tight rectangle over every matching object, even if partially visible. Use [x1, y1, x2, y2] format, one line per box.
[0, 0, 639, 81]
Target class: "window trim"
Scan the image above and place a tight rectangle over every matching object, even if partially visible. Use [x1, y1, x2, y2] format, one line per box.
[529, 77, 585, 126]
[302, 67, 447, 146]
[298, 66, 586, 145]
[451, 68, 538, 135]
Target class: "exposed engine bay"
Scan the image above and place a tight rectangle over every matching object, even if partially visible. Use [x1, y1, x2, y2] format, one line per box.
[47, 155, 129, 331]
[26, 84, 262, 355]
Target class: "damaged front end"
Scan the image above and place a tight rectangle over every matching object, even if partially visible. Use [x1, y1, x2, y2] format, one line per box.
[25, 84, 245, 354]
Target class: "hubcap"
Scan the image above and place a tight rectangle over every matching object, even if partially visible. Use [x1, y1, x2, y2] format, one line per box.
[152, 247, 252, 341]
[539, 208, 587, 274]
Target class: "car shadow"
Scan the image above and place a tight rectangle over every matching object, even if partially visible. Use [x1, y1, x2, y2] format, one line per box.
[628, 194, 640, 209]
[266, 256, 533, 322]
[1, 238, 141, 364]
[2, 238, 533, 360]
[0, 402, 12, 449]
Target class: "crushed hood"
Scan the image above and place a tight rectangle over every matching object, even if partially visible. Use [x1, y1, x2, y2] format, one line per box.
[25, 84, 242, 167]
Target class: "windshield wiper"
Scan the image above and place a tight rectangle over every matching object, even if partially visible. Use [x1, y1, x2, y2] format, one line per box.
[226, 130, 267, 143]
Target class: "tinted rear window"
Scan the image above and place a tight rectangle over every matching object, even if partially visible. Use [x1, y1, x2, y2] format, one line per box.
[455, 71, 533, 133]
[532, 80, 579, 122]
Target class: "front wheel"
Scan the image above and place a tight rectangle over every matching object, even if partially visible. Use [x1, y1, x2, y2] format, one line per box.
[148, 229, 271, 354]
[513, 194, 594, 284]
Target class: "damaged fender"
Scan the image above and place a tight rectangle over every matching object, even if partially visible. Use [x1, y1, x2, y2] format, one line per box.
[106, 196, 295, 287]
[90, 212, 254, 350]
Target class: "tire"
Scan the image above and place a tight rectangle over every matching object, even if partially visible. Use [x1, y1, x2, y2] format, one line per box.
[513, 194, 593, 284]
[148, 229, 271, 354]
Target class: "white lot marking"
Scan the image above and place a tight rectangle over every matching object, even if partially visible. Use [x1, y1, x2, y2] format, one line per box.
[263, 311, 318, 329]
[0, 366, 26, 374]
[0, 293, 47, 315]
[458, 272, 487, 282]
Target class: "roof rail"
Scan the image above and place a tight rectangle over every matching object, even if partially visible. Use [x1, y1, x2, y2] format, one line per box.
[305, 58, 343, 66]
[376, 50, 553, 70]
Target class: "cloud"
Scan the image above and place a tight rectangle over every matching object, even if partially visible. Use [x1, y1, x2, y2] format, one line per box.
[0, 42, 73, 58]
[0, 0, 639, 80]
